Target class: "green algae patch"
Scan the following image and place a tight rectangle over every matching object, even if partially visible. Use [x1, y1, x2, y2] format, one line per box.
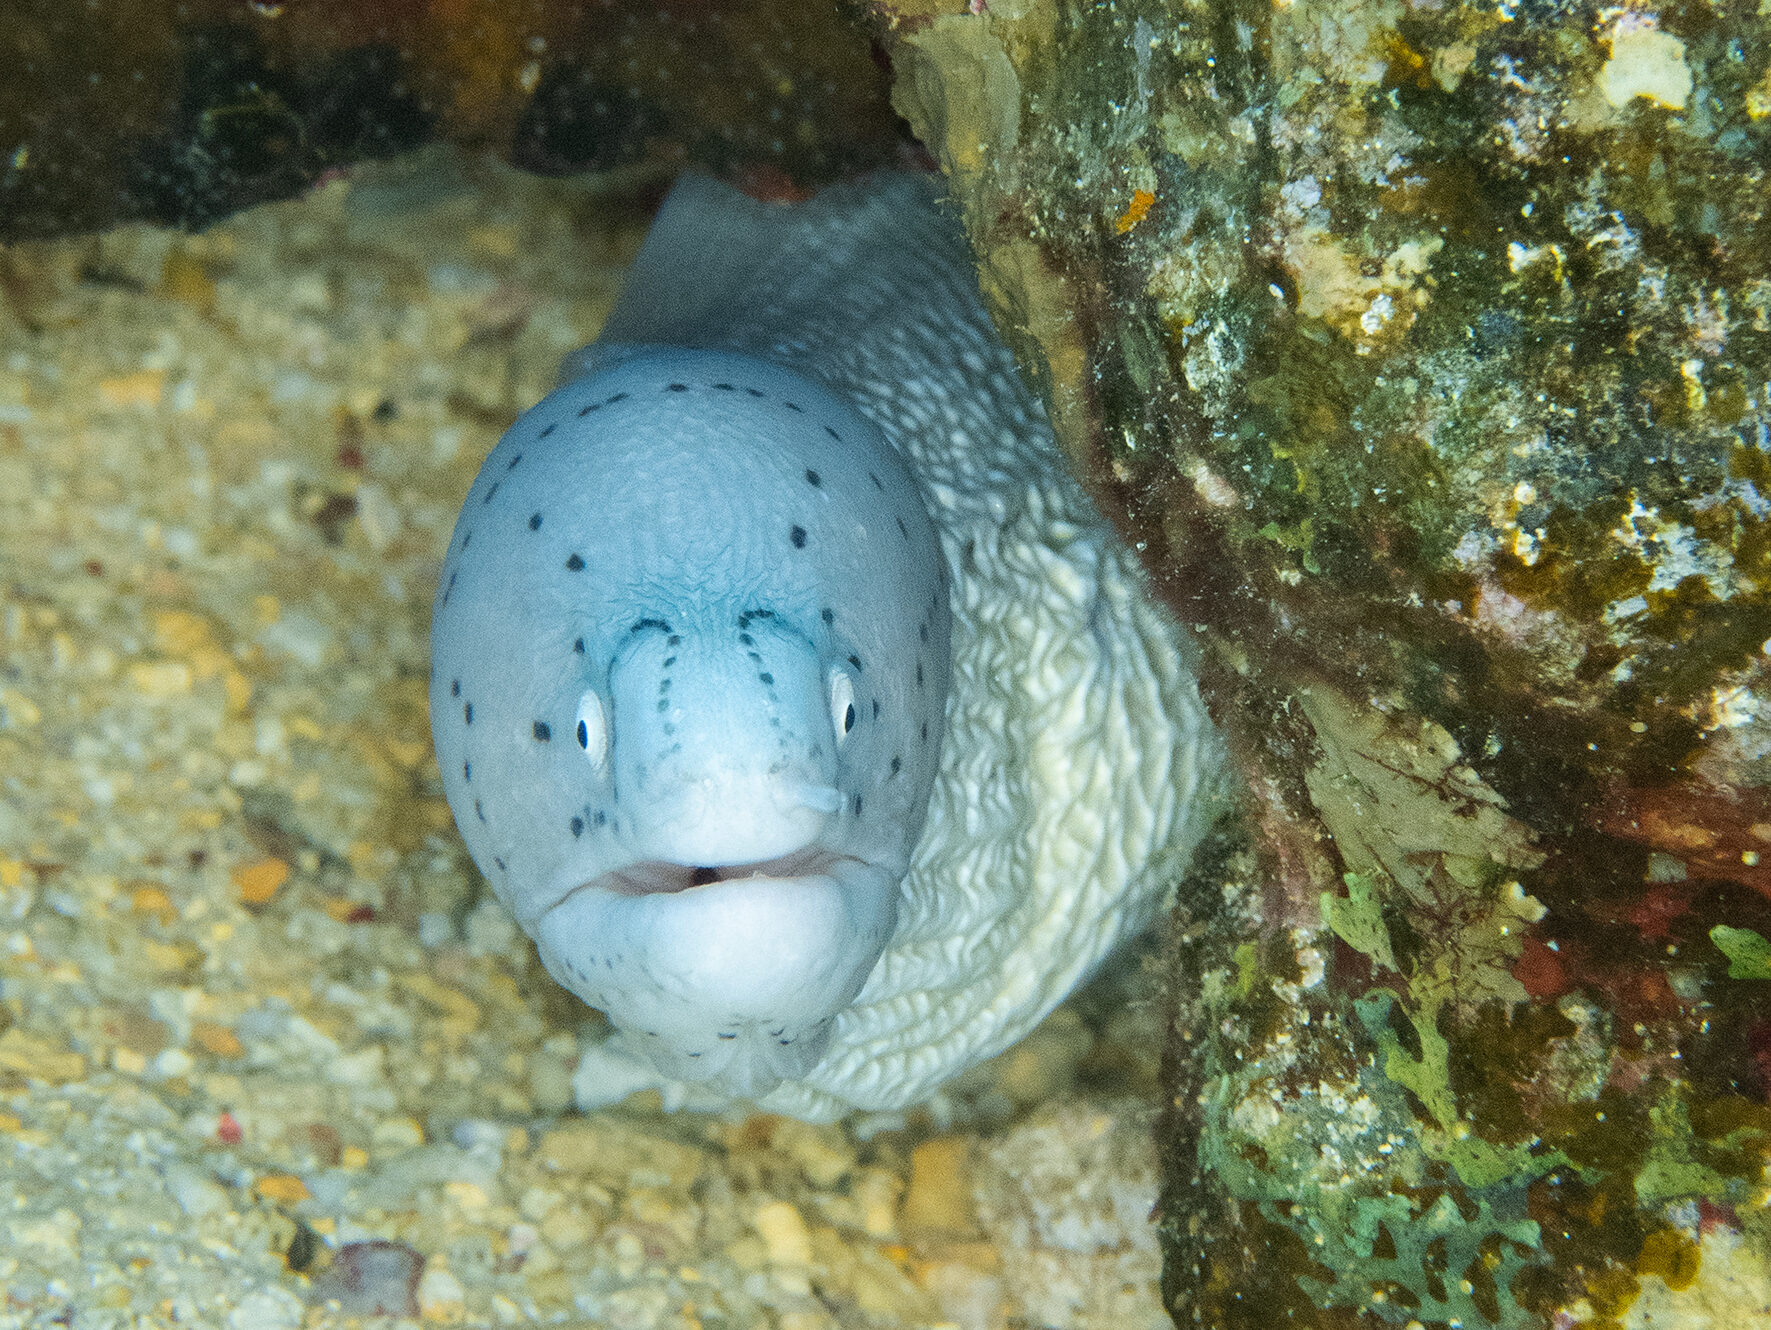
[1710, 924, 1771, 980]
[1320, 872, 1393, 971]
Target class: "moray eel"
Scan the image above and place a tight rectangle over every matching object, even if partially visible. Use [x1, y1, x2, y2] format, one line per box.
[430, 172, 1220, 1121]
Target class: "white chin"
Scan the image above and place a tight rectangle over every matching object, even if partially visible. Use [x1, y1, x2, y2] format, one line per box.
[532, 851, 900, 1094]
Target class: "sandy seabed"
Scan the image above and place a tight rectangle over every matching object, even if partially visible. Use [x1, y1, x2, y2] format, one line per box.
[0, 149, 1168, 1330]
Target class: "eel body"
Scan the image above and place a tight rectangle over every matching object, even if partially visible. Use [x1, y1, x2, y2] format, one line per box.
[430, 172, 1220, 1120]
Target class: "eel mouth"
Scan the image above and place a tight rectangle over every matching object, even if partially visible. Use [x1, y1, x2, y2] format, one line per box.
[584, 848, 848, 898]
[531, 843, 904, 1091]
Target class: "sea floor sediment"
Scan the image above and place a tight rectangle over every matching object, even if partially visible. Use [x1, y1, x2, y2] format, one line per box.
[0, 149, 1166, 1330]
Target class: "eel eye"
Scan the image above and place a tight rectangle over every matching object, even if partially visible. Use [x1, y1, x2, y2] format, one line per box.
[830, 669, 856, 744]
[575, 691, 608, 767]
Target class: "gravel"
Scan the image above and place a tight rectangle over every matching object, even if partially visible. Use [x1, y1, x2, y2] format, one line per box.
[0, 146, 1167, 1330]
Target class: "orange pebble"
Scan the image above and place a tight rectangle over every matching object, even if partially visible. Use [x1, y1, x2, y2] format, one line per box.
[192, 1022, 244, 1059]
[130, 885, 177, 925]
[98, 369, 166, 408]
[232, 858, 289, 905]
[255, 1173, 310, 1205]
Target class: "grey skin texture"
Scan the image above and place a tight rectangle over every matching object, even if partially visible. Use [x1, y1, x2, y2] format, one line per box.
[430, 173, 1221, 1120]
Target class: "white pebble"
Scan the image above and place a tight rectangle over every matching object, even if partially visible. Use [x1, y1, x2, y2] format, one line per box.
[164, 1164, 230, 1218]
[356, 482, 402, 554]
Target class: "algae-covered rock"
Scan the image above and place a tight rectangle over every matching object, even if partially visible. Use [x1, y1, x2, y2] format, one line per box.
[875, 0, 1771, 1323]
[1, 0, 899, 240]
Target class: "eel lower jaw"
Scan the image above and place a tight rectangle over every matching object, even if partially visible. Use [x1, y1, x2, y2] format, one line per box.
[530, 850, 902, 1092]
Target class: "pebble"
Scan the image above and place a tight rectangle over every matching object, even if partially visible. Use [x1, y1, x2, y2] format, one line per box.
[903, 1136, 979, 1238]
[226, 1287, 305, 1330]
[309, 1239, 425, 1317]
[0, 1029, 86, 1085]
[972, 1103, 1170, 1330]
[752, 1199, 814, 1267]
[416, 1264, 468, 1321]
[164, 1163, 231, 1218]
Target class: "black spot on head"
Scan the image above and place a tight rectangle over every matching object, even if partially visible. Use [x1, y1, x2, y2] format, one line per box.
[790, 525, 807, 548]
[739, 632, 755, 647]
[713, 382, 735, 391]
[451, 679, 461, 697]
[784, 401, 802, 413]
[852, 794, 863, 816]
[667, 635, 682, 647]
[594, 810, 607, 827]
[529, 512, 542, 531]
[464, 760, 472, 780]
[666, 383, 689, 392]
[689, 866, 719, 886]
[824, 425, 841, 441]
[663, 656, 676, 667]
[570, 816, 584, 837]
[474, 798, 485, 821]
[921, 720, 929, 742]
[538, 423, 556, 439]
[609, 391, 629, 403]
[483, 481, 500, 504]
[533, 721, 551, 741]
[506, 453, 523, 470]
[578, 402, 600, 417]
[759, 671, 774, 685]
[745, 387, 764, 398]
[820, 607, 834, 625]
[916, 663, 924, 687]
[565, 553, 585, 571]
[574, 638, 585, 654]
[896, 515, 909, 539]
[869, 472, 883, 491]
[631, 618, 671, 634]
[805, 469, 821, 487]
[494, 856, 506, 871]
[872, 698, 880, 719]
[464, 702, 474, 724]
[890, 756, 901, 775]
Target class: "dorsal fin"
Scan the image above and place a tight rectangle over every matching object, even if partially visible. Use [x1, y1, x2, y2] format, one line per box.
[567, 171, 977, 384]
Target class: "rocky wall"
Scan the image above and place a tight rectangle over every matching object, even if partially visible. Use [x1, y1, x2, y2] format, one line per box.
[0, 0, 901, 239]
[876, 0, 1771, 1324]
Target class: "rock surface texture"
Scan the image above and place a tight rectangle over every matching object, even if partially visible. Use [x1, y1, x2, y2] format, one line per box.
[872, 0, 1771, 1324]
